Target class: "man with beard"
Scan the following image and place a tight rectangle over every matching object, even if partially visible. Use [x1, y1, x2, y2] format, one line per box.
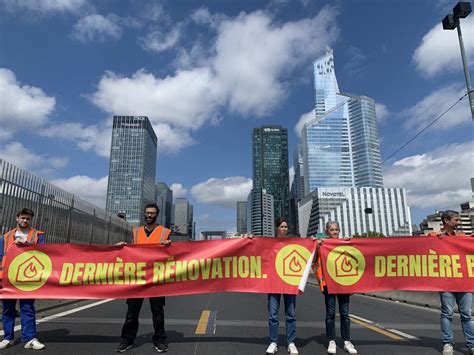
[116, 202, 171, 353]
[0, 208, 46, 350]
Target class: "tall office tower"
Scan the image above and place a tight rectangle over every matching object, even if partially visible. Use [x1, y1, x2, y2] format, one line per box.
[247, 188, 274, 236]
[253, 125, 290, 221]
[173, 198, 193, 238]
[106, 116, 157, 226]
[155, 182, 173, 228]
[302, 49, 383, 193]
[347, 95, 383, 187]
[291, 146, 306, 201]
[236, 201, 247, 234]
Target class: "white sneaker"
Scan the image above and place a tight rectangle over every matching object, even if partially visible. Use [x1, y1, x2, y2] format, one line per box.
[287, 342, 298, 354]
[266, 342, 278, 354]
[0, 339, 13, 349]
[24, 338, 45, 350]
[442, 344, 454, 355]
[327, 340, 337, 354]
[344, 341, 357, 354]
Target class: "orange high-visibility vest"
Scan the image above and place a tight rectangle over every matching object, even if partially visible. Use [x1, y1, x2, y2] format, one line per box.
[132, 225, 170, 245]
[0, 228, 44, 280]
[312, 244, 326, 292]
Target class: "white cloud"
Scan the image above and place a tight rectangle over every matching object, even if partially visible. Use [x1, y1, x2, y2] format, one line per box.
[413, 17, 474, 77]
[191, 176, 252, 207]
[0, 68, 55, 138]
[51, 175, 108, 208]
[39, 122, 111, 158]
[213, 7, 339, 116]
[2, 0, 88, 13]
[170, 183, 187, 199]
[403, 83, 471, 131]
[384, 141, 473, 209]
[294, 109, 315, 137]
[139, 25, 181, 53]
[90, 68, 223, 131]
[72, 14, 122, 43]
[89, 8, 338, 154]
[375, 103, 389, 123]
[0, 142, 68, 173]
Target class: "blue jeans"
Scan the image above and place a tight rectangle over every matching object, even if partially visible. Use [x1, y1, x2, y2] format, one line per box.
[2, 299, 37, 342]
[324, 288, 351, 341]
[439, 292, 474, 348]
[268, 293, 296, 344]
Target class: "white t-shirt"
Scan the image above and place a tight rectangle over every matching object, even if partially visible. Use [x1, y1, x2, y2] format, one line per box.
[14, 229, 29, 243]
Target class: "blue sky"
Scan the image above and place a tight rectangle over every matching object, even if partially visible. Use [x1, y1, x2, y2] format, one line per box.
[0, 0, 473, 234]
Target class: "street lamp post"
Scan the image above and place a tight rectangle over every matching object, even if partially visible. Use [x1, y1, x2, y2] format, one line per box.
[442, 1, 474, 119]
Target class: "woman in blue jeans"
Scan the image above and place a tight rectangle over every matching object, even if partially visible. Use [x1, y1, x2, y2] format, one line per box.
[265, 218, 298, 355]
[316, 221, 357, 354]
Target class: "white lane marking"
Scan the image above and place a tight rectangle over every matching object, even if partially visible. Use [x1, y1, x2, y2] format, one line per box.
[0, 299, 114, 336]
[349, 313, 419, 341]
[387, 329, 420, 340]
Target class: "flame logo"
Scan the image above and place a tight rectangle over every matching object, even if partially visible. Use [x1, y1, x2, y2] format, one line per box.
[23, 262, 39, 280]
[289, 256, 302, 273]
[341, 257, 353, 273]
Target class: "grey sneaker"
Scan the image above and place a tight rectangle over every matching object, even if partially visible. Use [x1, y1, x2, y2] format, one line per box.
[287, 342, 298, 354]
[344, 341, 357, 354]
[442, 343, 454, 355]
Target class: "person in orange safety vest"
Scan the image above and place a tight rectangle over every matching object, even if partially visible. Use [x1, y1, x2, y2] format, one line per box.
[0, 208, 46, 350]
[115, 202, 171, 353]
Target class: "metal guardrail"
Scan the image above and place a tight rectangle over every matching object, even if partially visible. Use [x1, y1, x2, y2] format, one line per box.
[0, 159, 132, 244]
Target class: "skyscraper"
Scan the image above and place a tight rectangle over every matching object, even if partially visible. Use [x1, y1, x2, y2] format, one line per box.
[302, 49, 383, 194]
[173, 198, 194, 238]
[253, 125, 290, 221]
[106, 116, 157, 226]
[247, 188, 274, 236]
[155, 182, 173, 228]
[236, 201, 247, 234]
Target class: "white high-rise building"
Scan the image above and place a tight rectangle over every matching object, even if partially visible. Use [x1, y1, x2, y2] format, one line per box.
[247, 188, 274, 237]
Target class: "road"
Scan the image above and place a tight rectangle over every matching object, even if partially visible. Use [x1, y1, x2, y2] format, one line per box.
[0, 284, 470, 354]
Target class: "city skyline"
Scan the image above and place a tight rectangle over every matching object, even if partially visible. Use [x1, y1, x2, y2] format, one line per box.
[0, 1, 472, 234]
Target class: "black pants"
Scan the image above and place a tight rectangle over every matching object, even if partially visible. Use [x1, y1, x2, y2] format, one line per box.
[120, 297, 166, 344]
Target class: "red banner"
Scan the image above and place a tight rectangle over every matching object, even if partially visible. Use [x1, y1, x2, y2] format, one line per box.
[0, 238, 317, 299]
[319, 236, 474, 293]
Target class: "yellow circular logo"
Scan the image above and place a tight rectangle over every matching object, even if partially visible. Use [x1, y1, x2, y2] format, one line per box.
[275, 244, 312, 286]
[326, 246, 365, 286]
[7, 251, 52, 291]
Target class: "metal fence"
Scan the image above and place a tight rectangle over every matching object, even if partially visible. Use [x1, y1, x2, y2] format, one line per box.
[0, 159, 132, 244]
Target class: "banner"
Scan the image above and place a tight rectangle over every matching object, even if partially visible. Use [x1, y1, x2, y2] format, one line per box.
[319, 236, 474, 293]
[0, 238, 317, 299]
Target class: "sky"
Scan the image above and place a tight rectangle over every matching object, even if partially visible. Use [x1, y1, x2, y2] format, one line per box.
[0, 0, 473, 235]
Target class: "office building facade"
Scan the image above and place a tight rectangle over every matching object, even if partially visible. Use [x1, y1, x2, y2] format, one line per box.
[155, 182, 173, 228]
[247, 188, 274, 236]
[253, 125, 290, 221]
[236, 201, 247, 234]
[302, 49, 383, 194]
[298, 187, 411, 237]
[106, 116, 157, 226]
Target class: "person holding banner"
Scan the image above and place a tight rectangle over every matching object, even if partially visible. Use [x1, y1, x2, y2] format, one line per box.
[265, 217, 299, 355]
[115, 202, 171, 353]
[427, 210, 474, 355]
[313, 221, 357, 354]
[0, 208, 46, 350]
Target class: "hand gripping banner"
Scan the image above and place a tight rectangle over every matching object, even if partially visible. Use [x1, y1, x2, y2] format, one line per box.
[318, 236, 474, 293]
[0, 238, 317, 299]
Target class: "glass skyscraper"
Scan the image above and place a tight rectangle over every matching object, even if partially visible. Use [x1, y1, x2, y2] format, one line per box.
[253, 125, 290, 221]
[106, 116, 157, 226]
[155, 182, 173, 228]
[236, 201, 247, 234]
[302, 49, 383, 194]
